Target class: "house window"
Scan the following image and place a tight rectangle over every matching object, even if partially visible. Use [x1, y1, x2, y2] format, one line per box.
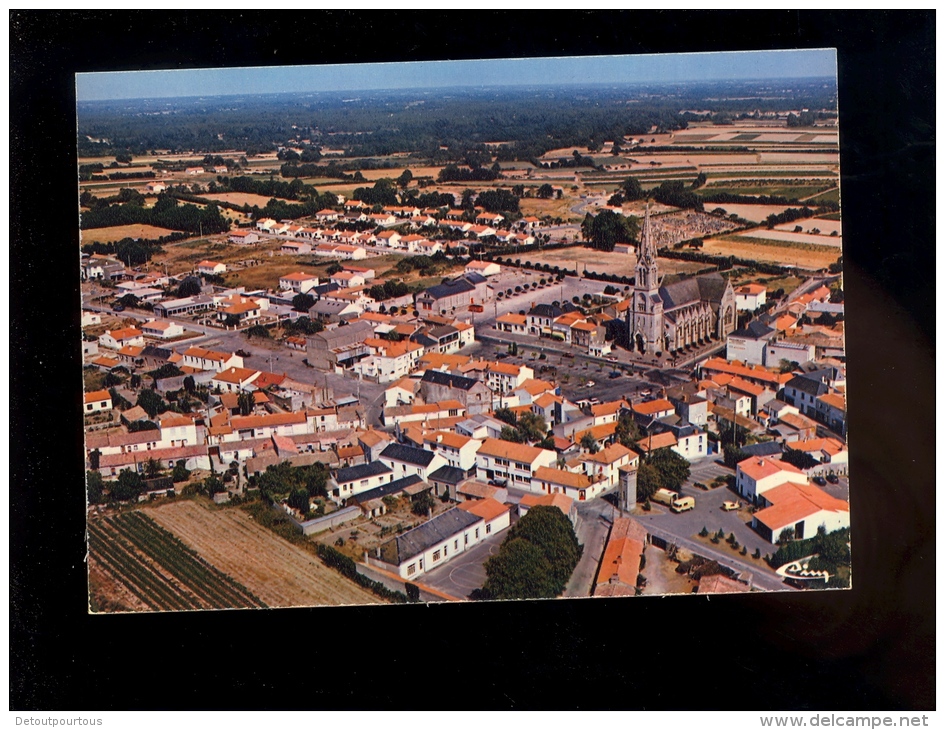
[407, 563, 416, 576]
[86, 404, 93, 411]
[486, 524, 492, 534]
[454, 540, 459, 550]
[443, 545, 448, 556]
[475, 528, 480, 539]
[464, 534, 469, 545]
[432, 550, 440, 562]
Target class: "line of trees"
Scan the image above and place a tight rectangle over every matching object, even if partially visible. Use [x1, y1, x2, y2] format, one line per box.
[80, 194, 229, 234]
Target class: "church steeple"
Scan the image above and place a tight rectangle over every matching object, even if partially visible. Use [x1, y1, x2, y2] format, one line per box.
[635, 201, 659, 292]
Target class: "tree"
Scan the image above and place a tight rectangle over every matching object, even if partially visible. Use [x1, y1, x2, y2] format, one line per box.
[499, 425, 524, 444]
[517, 412, 547, 443]
[204, 475, 225, 496]
[781, 448, 818, 471]
[722, 443, 748, 470]
[182, 375, 196, 393]
[581, 210, 640, 252]
[325, 262, 343, 276]
[86, 470, 105, 504]
[171, 461, 191, 483]
[636, 462, 663, 502]
[478, 506, 582, 600]
[396, 169, 414, 188]
[580, 433, 599, 454]
[111, 469, 144, 502]
[136, 388, 166, 419]
[144, 457, 162, 479]
[237, 390, 254, 416]
[647, 448, 691, 491]
[115, 152, 133, 164]
[615, 413, 642, 448]
[411, 490, 436, 517]
[176, 276, 202, 298]
[536, 183, 554, 199]
[494, 408, 519, 427]
[292, 293, 315, 312]
[620, 176, 644, 201]
[777, 527, 796, 545]
[405, 582, 421, 603]
[287, 488, 310, 513]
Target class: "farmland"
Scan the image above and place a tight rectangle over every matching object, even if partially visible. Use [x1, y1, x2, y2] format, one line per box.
[145, 499, 382, 607]
[88, 511, 267, 613]
[735, 228, 842, 248]
[202, 192, 293, 208]
[79, 223, 182, 244]
[702, 234, 842, 270]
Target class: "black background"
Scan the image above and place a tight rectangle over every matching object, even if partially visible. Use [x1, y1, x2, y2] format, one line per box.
[10, 11, 935, 710]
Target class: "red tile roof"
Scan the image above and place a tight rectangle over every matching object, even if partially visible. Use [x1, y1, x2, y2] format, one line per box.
[457, 498, 510, 522]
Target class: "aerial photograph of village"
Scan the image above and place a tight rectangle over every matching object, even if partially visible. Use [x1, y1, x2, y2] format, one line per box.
[78, 50, 850, 612]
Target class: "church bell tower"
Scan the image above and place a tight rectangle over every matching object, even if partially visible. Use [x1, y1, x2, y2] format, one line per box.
[628, 203, 663, 353]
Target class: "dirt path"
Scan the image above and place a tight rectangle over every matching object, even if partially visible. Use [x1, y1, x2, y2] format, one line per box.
[146, 500, 381, 608]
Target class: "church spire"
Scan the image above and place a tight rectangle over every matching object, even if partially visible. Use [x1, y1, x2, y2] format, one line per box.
[639, 201, 657, 266]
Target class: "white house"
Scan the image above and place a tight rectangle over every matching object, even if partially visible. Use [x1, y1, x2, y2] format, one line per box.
[197, 260, 227, 276]
[379, 443, 448, 482]
[329, 461, 394, 503]
[181, 346, 243, 373]
[735, 456, 809, 504]
[279, 272, 320, 294]
[139, 320, 183, 340]
[211, 366, 261, 394]
[475, 439, 557, 491]
[422, 431, 482, 472]
[84, 389, 112, 414]
[751, 481, 849, 544]
[352, 338, 425, 384]
[372, 499, 510, 580]
[578, 443, 637, 491]
[735, 283, 767, 311]
[99, 327, 145, 350]
[230, 230, 260, 245]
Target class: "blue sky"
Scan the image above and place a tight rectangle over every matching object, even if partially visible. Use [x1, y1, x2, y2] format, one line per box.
[76, 49, 837, 102]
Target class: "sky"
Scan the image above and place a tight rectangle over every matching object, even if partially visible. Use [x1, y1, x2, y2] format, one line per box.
[76, 49, 836, 102]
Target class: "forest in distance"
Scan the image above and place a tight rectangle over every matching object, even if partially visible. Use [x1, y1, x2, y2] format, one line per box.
[77, 78, 838, 159]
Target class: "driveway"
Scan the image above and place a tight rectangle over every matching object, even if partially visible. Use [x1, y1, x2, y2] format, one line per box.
[420, 530, 506, 599]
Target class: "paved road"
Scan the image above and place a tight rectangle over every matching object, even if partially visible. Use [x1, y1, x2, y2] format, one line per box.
[420, 530, 506, 599]
[564, 496, 616, 597]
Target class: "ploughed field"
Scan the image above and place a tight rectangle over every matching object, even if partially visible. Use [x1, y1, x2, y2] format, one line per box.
[87, 511, 267, 612]
[145, 499, 381, 607]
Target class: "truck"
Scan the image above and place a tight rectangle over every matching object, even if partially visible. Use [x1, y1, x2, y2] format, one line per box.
[670, 495, 696, 513]
[651, 488, 677, 507]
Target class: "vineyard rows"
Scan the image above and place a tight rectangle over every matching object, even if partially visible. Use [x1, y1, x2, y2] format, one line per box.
[88, 512, 267, 612]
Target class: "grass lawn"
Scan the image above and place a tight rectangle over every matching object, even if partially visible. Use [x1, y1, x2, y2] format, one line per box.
[804, 187, 841, 204]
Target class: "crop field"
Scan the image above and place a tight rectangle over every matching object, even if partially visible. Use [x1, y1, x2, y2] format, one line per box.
[699, 184, 833, 200]
[773, 217, 842, 236]
[79, 224, 182, 244]
[145, 499, 381, 607]
[355, 165, 445, 181]
[202, 192, 292, 207]
[736, 228, 842, 248]
[88, 511, 267, 613]
[703, 234, 842, 270]
[804, 187, 841, 204]
[518, 196, 582, 221]
[709, 204, 798, 222]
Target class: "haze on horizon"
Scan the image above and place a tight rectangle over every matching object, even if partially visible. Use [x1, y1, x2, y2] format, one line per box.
[76, 49, 836, 102]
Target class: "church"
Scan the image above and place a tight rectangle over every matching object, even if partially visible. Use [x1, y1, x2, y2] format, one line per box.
[626, 206, 736, 354]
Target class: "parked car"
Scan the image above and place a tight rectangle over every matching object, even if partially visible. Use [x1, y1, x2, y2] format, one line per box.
[585, 380, 596, 388]
[112, 304, 125, 312]
[813, 476, 827, 486]
[826, 474, 840, 484]
[721, 501, 739, 512]
[609, 371, 622, 379]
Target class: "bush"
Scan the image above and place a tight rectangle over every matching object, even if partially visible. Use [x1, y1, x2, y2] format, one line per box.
[315, 543, 407, 603]
[699, 526, 709, 537]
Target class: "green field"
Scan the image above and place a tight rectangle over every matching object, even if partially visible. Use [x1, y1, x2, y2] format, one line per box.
[699, 184, 833, 200]
[804, 187, 841, 204]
